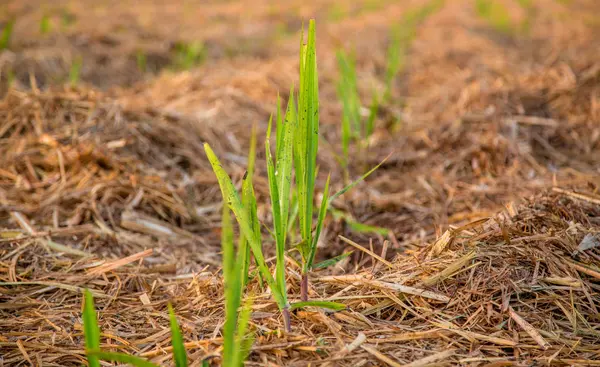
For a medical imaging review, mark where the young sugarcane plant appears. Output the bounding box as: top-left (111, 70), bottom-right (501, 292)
top-left (206, 20), bottom-right (348, 331)
top-left (292, 20), bottom-right (390, 301)
top-left (294, 20), bottom-right (331, 302)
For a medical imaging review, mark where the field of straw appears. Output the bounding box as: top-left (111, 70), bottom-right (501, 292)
top-left (1, 0), bottom-right (599, 366)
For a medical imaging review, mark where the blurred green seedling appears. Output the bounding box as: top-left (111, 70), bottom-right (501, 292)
top-left (0, 19), bottom-right (15, 50)
top-left (40, 14), bottom-right (51, 34)
top-left (172, 41), bottom-right (206, 70)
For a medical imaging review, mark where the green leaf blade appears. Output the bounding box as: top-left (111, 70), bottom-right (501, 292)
top-left (275, 95), bottom-right (284, 160)
top-left (328, 152), bottom-right (392, 205)
top-left (305, 20), bottom-right (319, 244)
top-left (222, 204), bottom-right (240, 367)
top-left (266, 139), bottom-right (287, 304)
top-left (313, 252), bottom-right (353, 270)
top-left (231, 298), bottom-right (255, 367)
top-left (0, 19), bottom-right (15, 50)
top-left (277, 90), bottom-right (296, 239)
top-left (336, 49), bottom-right (357, 164)
top-left (242, 170), bottom-right (261, 249)
top-left (247, 124), bottom-right (257, 180)
top-left (348, 221), bottom-right (389, 235)
top-left (297, 19), bottom-right (320, 262)
top-left (86, 350), bottom-right (160, 367)
top-left (240, 125), bottom-right (258, 289)
top-left (69, 56), bottom-right (82, 86)
top-left (168, 304), bottom-right (188, 367)
top-left (82, 289), bottom-right (101, 367)
top-left (307, 174), bottom-right (330, 270)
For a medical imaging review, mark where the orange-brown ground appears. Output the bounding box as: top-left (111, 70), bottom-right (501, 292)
top-left (1, 0), bottom-right (599, 366)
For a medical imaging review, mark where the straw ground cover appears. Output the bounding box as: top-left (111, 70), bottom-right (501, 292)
top-left (1, 0), bottom-right (600, 365)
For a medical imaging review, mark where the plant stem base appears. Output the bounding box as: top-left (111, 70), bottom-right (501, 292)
top-left (300, 273), bottom-right (309, 302)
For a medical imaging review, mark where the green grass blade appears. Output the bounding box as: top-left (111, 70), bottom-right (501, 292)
top-left (277, 89), bottom-right (295, 240)
top-left (232, 298), bottom-right (254, 367)
top-left (248, 123), bottom-right (257, 179)
top-left (296, 240), bottom-right (310, 263)
top-left (82, 289), bottom-right (101, 367)
top-left (266, 113), bottom-right (273, 140)
top-left (242, 169), bottom-right (261, 256)
top-left (61, 11), bottom-right (76, 28)
top-left (299, 24), bottom-right (306, 90)
top-left (340, 112), bottom-right (351, 166)
top-left (239, 123), bottom-right (257, 289)
top-left (336, 50), bottom-right (360, 137)
top-left (275, 94), bottom-right (284, 160)
top-left (306, 174), bottom-right (330, 270)
top-left (222, 204), bottom-right (240, 367)
top-left (297, 19), bottom-right (319, 255)
top-left (306, 21), bottom-right (319, 237)
top-left (336, 50), bottom-right (355, 165)
top-left (168, 304), bottom-right (188, 367)
top-left (136, 51), bottom-right (147, 72)
top-left (40, 15), bottom-right (51, 34)
top-left (222, 204), bottom-right (235, 276)
top-left (86, 350), bottom-right (160, 367)
top-left (236, 240), bottom-right (251, 292)
top-left (331, 208), bottom-right (390, 235)
top-left (293, 138), bottom-right (307, 244)
top-left (347, 52), bottom-right (361, 135)
top-left (287, 189), bottom-right (299, 238)
top-left (298, 25), bottom-right (309, 243)
top-left (313, 252), bottom-right (353, 270)
top-left (5, 68), bottom-right (15, 88)
top-left (238, 333), bottom-right (255, 367)
top-left (475, 0), bottom-right (492, 17)
top-left (328, 152), bottom-right (391, 205)
top-left (347, 221), bottom-right (390, 235)
top-left (296, 40), bottom-right (309, 246)
top-left (384, 27), bottom-right (404, 103)
top-left (241, 171), bottom-right (261, 288)
top-left (235, 298), bottom-right (253, 346)
top-left (290, 301), bottom-right (346, 311)
top-left (69, 56), bottom-right (82, 86)
top-left (238, 233), bottom-right (250, 289)
top-left (266, 95), bottom-right (291, 298)
top-left (172, 41), bottom-right (206, 70)
top-left (475, 0), bottom-right (512, 33)
top-left (266, 138), bottom-right (287, 304)
top-left (204, 144), bottom-right (285, 309)
top-left (0, 19), bottom-right (14, 50)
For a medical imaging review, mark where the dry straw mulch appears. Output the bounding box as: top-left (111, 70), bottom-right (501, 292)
top-left (1, 176), bottom-right (600, 365)
top-left (0, 86), bottom-right (599, 366)
top-left (1, 0), bottom-right (600, 366)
